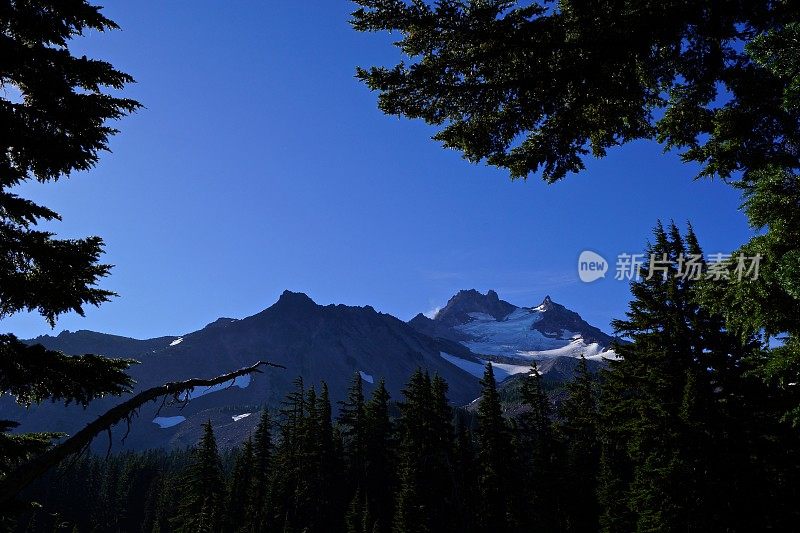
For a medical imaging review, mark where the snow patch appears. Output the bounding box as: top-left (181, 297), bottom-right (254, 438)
top-left (232, 412), bottom-right (252, 422)
top-left (169, 337), bottom-right (183, 346)
top-left (440, 352), bottom-right (486, 379)
top-left (153, 416), bottom-right (186, 428)
top-left (440, 352), bottom-right (533, 382)
top-left (491, 361), bottom-right (537, 379)
top-left (359, 371), bottom-right (374, 384)
top-left (586, 349), bottom-right (619, 361)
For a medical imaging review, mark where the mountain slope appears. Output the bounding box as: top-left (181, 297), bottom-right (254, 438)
top-left (4, 291), bottom-right (481, 450)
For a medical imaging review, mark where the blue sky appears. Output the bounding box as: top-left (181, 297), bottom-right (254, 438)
top-left (5, 1), bottom-right (754, 340)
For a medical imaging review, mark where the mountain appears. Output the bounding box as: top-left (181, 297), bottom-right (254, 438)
top-left (3, 291), bottom-right (481, 450)
top-left (24, 329), bottom-right (180, 358)
top-left (409, 289), bottom-right (618, 381)
top-left (3, 289), bottom-right (617, 451)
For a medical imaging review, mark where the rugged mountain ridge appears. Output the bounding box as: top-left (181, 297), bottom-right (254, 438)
top-left (4, 291), bottom-right (482, 450)
top-left (4, 289), bottom-right (617, 450)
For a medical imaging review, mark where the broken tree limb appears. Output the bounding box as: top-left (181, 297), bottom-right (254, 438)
top-left (0, 360), bottom-right (285, 506)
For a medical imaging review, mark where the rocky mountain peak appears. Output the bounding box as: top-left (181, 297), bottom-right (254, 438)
top-left (433, 289), bottom-right (517, 326)
top-left (274, 290), bottom-right (317, 309)
top-left (529, 296), bottom-right (612, 345)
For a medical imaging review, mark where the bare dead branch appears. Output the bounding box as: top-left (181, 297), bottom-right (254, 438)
top-left (0, 360), bottom-right (284, 505)
top-left (121, 408), bottom-right (140, 445)
top-left (154, 395), bottom-right (168, 418)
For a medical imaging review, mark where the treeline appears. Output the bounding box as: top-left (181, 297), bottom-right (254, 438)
top-left (18, 363), bottom-right (590, 533)
top-left (17, 225), bottom-right (800, 532)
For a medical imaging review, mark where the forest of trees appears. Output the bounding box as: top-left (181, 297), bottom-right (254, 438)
top-left (16, 225), bottom-right (800, 532)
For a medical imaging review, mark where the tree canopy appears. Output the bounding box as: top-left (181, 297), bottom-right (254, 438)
top-left (0, 0), bottom-right (139, 492)
top-left (352, 0), bottom-right (798, 183)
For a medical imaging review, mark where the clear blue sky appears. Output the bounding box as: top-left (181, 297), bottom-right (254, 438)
top-left (5, 1), bottom-right (753, 340)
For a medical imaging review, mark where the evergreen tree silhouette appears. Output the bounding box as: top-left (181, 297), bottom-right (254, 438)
top-left (172, 421), bottom-right (225, 532)
top-left (0, 0), bottom-right (140, 480)
top-left (475, 364), bottom-right (512, 532)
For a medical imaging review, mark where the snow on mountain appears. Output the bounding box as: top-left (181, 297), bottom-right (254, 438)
top-left (412, 290), bottom-right (618, 375)
top-left (153, 416), bottom-right (186, 428)
top-left (454, 308), bottom-right (610, 359)
top-left (440, 352), bottom-right (534, 381)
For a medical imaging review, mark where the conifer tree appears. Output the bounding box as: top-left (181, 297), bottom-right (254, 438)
top-left (317, 382), bottom-right (342, 531)
top-left (520, 362), bottom-right (552, 442)
top-left (300, 386), bottom-right (322, 531)
top-left (226, 439), bottom-right (254, 532)
top-left (393, 369), bottom-right (454, 533)
top-left (392, 369), bottom-right (427, 533)
top-left (427, 374), bottom-right (456, 532)
top-left (431, 375), bottom-right (453, 448)
top-left (596, 222), bottom-right (800, 531)
top-left (363, 379), bottom-right (394, 533)
top-left (517, 361), bottom-right (562, 530)
top-left (475, 364), bottom-right (512, 532)
top-left (0, 0), bottom-right (139, 480)
top-left (453, 417), bottom-right (479, 533)
top-left (269, 378), bottom-right (345, 533)
top-left (558, 356), bottom-right (601, 532)
top-left (339, 372), bottom-right (368, 491)
top-left (247, 408), bottom-right (273, 530)
top-left (172, 421), bottom-right (225, 533)
top-left (598, 222), bottom-right (701, 532)
top-left (270, 377), bottom-right (307, 532)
